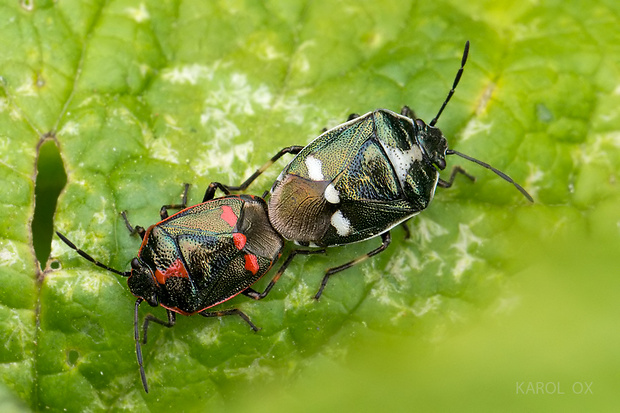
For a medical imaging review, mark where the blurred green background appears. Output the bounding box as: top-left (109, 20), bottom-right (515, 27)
top-left (0, 0), bottom-right (618, 411)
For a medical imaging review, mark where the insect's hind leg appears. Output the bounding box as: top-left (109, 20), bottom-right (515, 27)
top-left (122, 184), bottom-right (190, 240)
top-left (160, 183), bottom-right (190, 219)
top-left (203, 146), bottom-right (304, 201)
top-left (242, 248), bottom-right (326, 301)
top-left (314, 232), bottom-right (392, 300)
top-left (199, 308), bottom-right (260, 332)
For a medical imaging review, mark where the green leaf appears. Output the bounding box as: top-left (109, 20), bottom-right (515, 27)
top-left (1, 0), bottom-right (618, 411)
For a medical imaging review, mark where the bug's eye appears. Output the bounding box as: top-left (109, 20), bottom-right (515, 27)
top-left (147, 293), bottom-right (159, 307)
top-left (131, 258), bottom-right (141, 270)
top-left (415, 119), bottom-right (426, 128)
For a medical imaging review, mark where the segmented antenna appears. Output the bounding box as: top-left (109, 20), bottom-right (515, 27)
top-left (134, 297), bottom-right (149, 393)
top-left (430, 41), bottom-right (470, 127)
top-left (56, 231), bottom-right (130, 277)
top-left (446, 149), bottom-right (533, 202)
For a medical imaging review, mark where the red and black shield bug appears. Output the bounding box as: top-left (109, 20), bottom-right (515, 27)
top-left (56, 188), bottom-right (318, 392)
top-left (208, 42), bottom-right (533, 299)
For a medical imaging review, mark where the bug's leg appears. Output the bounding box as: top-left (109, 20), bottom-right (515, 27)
top-left (141, 309), bottom-right (176, 345)
top-left (121, 184), bottom-right (189, 238)
top-left (160, 183), bottom-right (190, 219)
top-left (437, 166), bottom-right (476, 188)
top-left (199, 308), bottom-right (260, 332)
top-left (121, 211), bottom-right (146, 240)
top-left (400, 105), bottom-right (416, 119)
top-left (400, 222), bottom-right (411, 240)
top-left (243, 248), bottom-right (326, 301)
top-left (134, 299), bottom-right (176, 393)
top-left (314, 232), bottom-right (392, 300)
top-left (203, 146), bottom-right (304, 201)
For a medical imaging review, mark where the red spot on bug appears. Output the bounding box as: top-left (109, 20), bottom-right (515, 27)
top-left (154, 259), bottom-right (189, 285)
top-left (233, 233), bottom-right (247, 250)
top-left (220, 205), bottom-right (238, 227)
top-left (244, 254), bottom-right (259, 275)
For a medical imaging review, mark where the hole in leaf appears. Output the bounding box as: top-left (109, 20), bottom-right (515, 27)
top-left (32, 138), bottom-right (67, 269)
top-left (66, 349), bottom-right (79, 367)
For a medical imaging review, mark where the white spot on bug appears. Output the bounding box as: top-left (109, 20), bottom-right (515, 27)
top-left (330, 210), bottom-right (352, 236)
top-left (126, 3), bottom-right (150, 22)
top-left (381, 143), bottom-right (423, 187)
top-left (324, 183), bottom-right (340, 204)
top-left (305, 156), bottom-right (324, 181)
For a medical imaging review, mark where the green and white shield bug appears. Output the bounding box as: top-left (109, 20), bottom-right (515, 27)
top-left (208, 41), bottom-right (533, 299)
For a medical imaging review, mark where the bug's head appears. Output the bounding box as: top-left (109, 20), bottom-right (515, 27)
top-left (414, 118), bottom-right (448, 170)
top-left (127, 258), bottom-right (160, 307)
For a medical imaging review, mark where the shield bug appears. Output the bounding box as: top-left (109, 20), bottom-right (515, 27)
top-left (56, 188), bottom-right (318, 392)
top-left (209, 41), bottom-right (533, 299)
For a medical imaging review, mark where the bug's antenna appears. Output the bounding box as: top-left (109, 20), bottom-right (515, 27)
top-left (446, 149), bottom-right (533, 202)
top-left (430, 41), bottom-right (470, 127)
top-left (134, 298), bottom-right (149, 393)
top-left (56, 231), bottom-right (130, 277)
